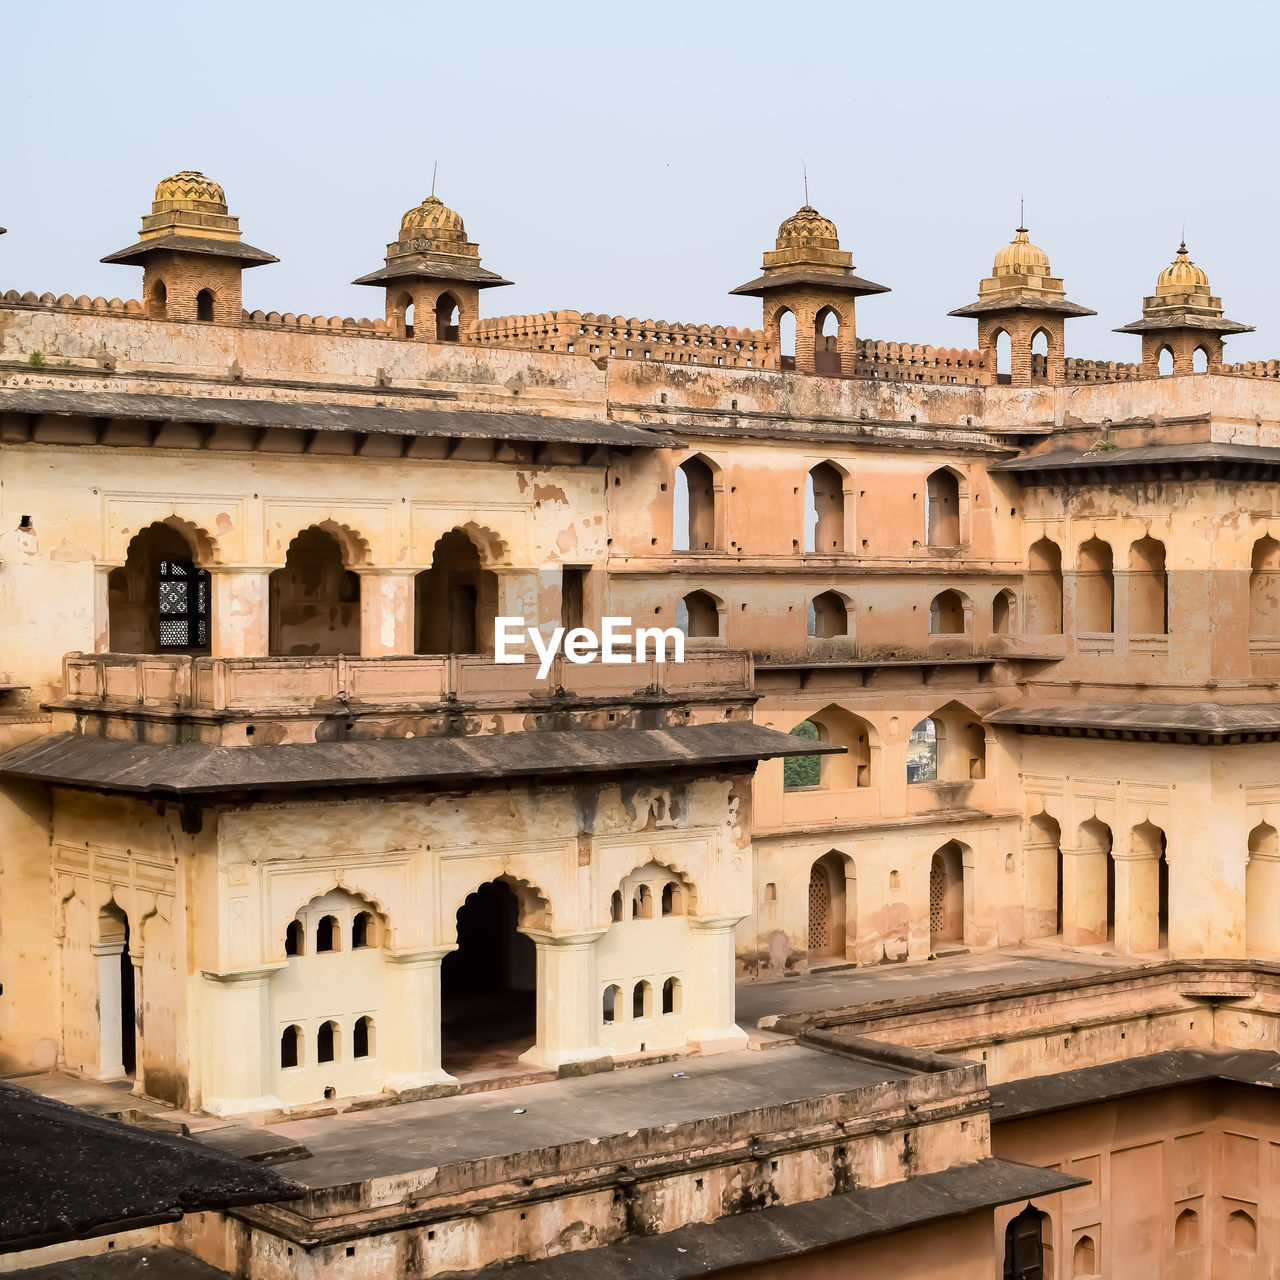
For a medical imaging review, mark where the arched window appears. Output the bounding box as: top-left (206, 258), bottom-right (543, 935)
top-left (1247, 821), bottom-right (1280, 957)
top-left (315, 915), bottom-right (339, 953)
top-left (1250, 536), bottom-right (1280, 635)
top-left (994, 329), bottom-right (1012, 383)
top-left (435, 291), bottom-right (460, 342)
top-left (674, 456), bottom-right (717, 552)
top-left (929, 589), bottom-right (967, 635)
top-left (778, 308), bottom-right (796, 369)
top-left (1226, 1209), bottom-right (1257, 1252)
top-left (661, 882), bottom-right (682, 916)
top-left (805, 463), bottom-right (846, 552)
top-left (926, 469), bottom-right (961, 547)
top-left (397, 292), bottom-right (415, 337)
top-left (1174, 1207), bottom-right (1200, 1251)
top-left (1072, 1234), bottom-right (1096, 1275)
top-left (280, 1025), bottom-right (302, 1069)
top-left (317, 1020), bottom-right (338, 1064)
top-left (353, 1015), bottom-right (374, 1059)
top-left (1128, 537), bottom-right (1168, 634)
top-left (1076, 538), bottom-right (1115, 633)
top-left (415, 528), bottom-right (498, 656)
top-left (993, 589), bottom-right (1016, 635)
top-left (632, 980), bottom-right (651, 1019)
top-left (662, 976), bottom-right (682, 1014)
top-left (1030, 329), bottom-right (1050, 384)
top-left (196, 289), bottom-right (215, 323)
top-left (602, 984), bottom-right (620, 1024)
top-left (108, 522), bottom-right (212, 655)
top-left (284, 920), bottom-right (304, 957)
top-left (808, 591), bottom-right (849, 638)
top-left (270, 526), bottom-right (361, 657)
top-left (1027, 538), bottom-right (1064, 634)
top-left (1192, 346), bottom-right (1209, 373)
top-left (676, 590), bottom-right (719, 638)
top-left (632, 884), bottom-right (653, 919)
top-left (610, 890), bottom-right (623, 923)
top-left (1003, 1205), bottom-right (1048, 1280)
top-left (783, 719), bottom-right (823, 790)
top-left (351, 911), bottom-right (375, 949)
top-left (907, 717), bottom-right (939, 783)
top-left (1158, 346), bottom-right (1174, 376)
top-left (814, 307), bottom-right (841, 375)
top-left (149, 278), bottom-right (168, 320)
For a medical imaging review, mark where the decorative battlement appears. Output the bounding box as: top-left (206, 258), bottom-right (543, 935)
top-left (853, 340), bottom-right (987, 385)
top-left (1062, 356), bottom-right (1143, 383)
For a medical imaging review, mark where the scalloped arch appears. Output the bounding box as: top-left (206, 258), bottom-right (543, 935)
top-left (447, 872), bottom-right (553, 938)
top-left (125, 515), bottom-right (221, 566)
top-left (284, 519), bottom-right (372, 567)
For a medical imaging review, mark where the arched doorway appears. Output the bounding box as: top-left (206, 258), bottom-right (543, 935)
top-left (814, 307), bottom-right (841, 375)
top-left (108, 523), bottom-right (211, 654)
top-left (435, 292), bottom-right (460, 342)
top-left (929, 842), bottom-right (964, 948)
top-left (807, 852), bottom-right (852, 962)
top-left (98, 904), bottom-right (136, 1078)
top-left (440, 881), bottom-right (537, 1075)
top-left (415, 529), bottom-right (498, 654)
top-left (1003, 1205), bottom-right (1049, 1280)
top-left (269, 526), bottom-right (361, 656)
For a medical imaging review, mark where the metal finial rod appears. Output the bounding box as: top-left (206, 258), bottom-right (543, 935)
top-left (803, 163), bottom-right (808, 206)
top-left (1019, 196), bottom-right (1024, 228)
top-left (431, 161), bottom-right (438, 199)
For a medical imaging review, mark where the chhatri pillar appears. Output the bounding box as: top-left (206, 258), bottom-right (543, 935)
top-left (730, 205), bottom-right (888, 376)
top-left (1114, 242), bottom-right (1253, 375)
top-left (950, 225), bottom-right (1095, 387)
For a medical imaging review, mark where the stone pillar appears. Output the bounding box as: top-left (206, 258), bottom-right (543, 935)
top-left (384, 947), bottom-right (456, 1091)
top-left (1113, 854), bottom-right (1159, 955)
top-left (686, 916), bottom-right (749, 1055)
top-left (91, 940), bottom-right (127, 1080)
top-left (210, 568), bottom-right (271, 658)
top-left (199, 967), bottom-right (281, 1115)
top-left (129, 952), bottom-right (146, 1097)
top-left (1246, 852), bottom-right (1280, 958)
top-left (359, 569), bottom-right (416, 657)
top-left (519, 929), bottom-right (611, 1073)
top-left (94, 565), bottom-right (112, 653)
top-left (1061, 847), bottom-right (1109, 947)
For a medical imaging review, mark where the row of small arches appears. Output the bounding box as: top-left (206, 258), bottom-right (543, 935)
top-left (602, 977), bottom-right (681, 1023)
top-left (279, 1016), bottom-right (375, 1068)
top-left (284, 910), bottom-right (379, 956)
top-left (610, 881), bottom-right (687, 921)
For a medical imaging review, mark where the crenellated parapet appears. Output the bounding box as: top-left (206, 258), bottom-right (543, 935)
top-left (853, 339), bottom-right (987, 385)
top-left (1062, 356), bottom-right (1143, 383)
top-left (1221, 359), bottom-right (1280, 380)
top-left (474, 310), bottom-right (774, 367)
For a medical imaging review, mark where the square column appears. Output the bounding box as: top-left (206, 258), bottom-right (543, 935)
top-left (1061, 848), bottom-right (1108, 947)
top-left (199, 967), bottom-right (282, 1115)
top-left (686, 916), bottom-right (749, 1055)
top-left (360, 569), bottom-right (417, 657)
top-left (1113, 855), bottom-right (1159, 954)
top-left (384, 948), bottom-right (456, 1091)
top-left (519, 929), bottom-right (611, 1073)
top-left (210, 568), bottom-right (271, 658)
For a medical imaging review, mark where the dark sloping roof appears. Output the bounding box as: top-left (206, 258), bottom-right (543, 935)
top-left (991, 1049), bottom-right (1280, 1122)
top-left (985, 700), bottom-right (1280, 740)
top-left (493, 1159), bottom-right (1082, 1280)
top-left (0, 724), bottom-right (841, 798)
top-left (1114, 314), bottom-right (1253, 334)
top-left (101, 236), bottom-right (278, 267)
top-left (5, 1245), bottom-right (233, 1279)
top-left (948, 293), bottom-right (1096, 318)
top-left (989, 441), bottom-right (1280, 475)
top-left (0, 387), bottom-right (668, 449)
top-left (352, 258), bottom-right (512, 288)
top-left (729, 268), bottom-right (890, 298)
top-left (0, 1082), bottom-right (298, 1253)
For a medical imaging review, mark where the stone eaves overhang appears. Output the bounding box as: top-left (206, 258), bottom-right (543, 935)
top-left (351, 258), bottom-right (513, 288)
top-left (0, 723), bottom-right (842, 800)
top-left (990, 1048), bottom-right (1280, 1123)
top-left (491, 1157), bottom-right (1082, 1280)
top-left (985, 701), bottom-right (1280, 745)
top-left (729, 267), bottom-right (891, 298)
top-left (988, 440), bottom-right (1280, 486)
top-left (0, 387), bottom-right (670, 452)
top-left (947, 293), bottom-right (1096, 318)
top-left (1113, 314), bottom-right (1254, 335)
top-left (0, 1081), bottom-right (299, 1254)
top-left (100, 234), bottom-right (279, 268)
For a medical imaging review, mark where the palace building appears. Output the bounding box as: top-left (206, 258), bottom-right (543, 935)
top-left (2, 173), bottom-right (1280, 1279)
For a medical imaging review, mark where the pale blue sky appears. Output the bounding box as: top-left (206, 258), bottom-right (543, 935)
top-left (6, 0), bottom-right (1279, 362)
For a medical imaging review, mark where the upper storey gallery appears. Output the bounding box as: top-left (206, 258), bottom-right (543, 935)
top-left (1, 170), bottom-right (1274, 392)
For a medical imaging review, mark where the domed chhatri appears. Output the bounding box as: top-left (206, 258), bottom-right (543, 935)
top-left (1156, 242), bottom-right (1210, 295)
top-left (399, 194), bottom-right (468, 245)
top-left (993, 226), bottom-right (1051, 279)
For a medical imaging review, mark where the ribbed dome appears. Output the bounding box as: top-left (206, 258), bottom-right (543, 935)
top-left (776, 205), bottom-right (840, 250)
top-left (400, 194), bottom-right (467, 244)
top-left (993, 226), bottom-right (1050, 277)
top-left (152, 171), bottom-right (227, 215)
top-left (1157, 242), bottom-right (1209, 292)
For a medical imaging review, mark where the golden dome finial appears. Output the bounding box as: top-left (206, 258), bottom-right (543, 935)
top-left (993, 225), bottom-right (1051, 277)
top-left (1157, 240), bottom-right (1209, 294)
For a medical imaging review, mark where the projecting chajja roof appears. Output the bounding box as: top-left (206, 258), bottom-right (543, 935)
top-left (354, 189), bottom-right (513, 290)
top-left (101, 169), bottom-right (278, 268)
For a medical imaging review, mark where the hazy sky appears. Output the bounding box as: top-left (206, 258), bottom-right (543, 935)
top-left (6, 1), bottom-right (1279, 363)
